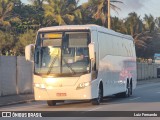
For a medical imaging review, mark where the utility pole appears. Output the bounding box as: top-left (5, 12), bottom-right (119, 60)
top-left (108, 0), bottom-right (111, 29)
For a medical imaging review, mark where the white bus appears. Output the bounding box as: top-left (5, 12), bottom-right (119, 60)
top-left (25, 25), bottom-right (137, 106)
top-left (154, 53), bottom-right (160, 64)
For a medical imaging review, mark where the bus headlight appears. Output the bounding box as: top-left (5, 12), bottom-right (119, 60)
top-left (76, 82), bottom-right (90, 90)
top-left (34, 83), bottom-right (46, 89)
top-left (34, 83), bottom-right (40, 88)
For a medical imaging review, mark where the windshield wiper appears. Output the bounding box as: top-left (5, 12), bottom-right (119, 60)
top-left (46, 55), bottom-right (76, 75)
top-left (47, 54), bottom-right (59, 75)
top-left (62, 58), bottom-right (76, 74)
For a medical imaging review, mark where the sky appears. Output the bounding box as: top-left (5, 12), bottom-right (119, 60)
top-left (111, 0), bottom-right (160, 19)
top-left (22, 0), bottom-right (160, 19)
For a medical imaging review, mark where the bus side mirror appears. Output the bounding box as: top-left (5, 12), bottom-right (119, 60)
top-left (88, 43), bottom-right (95, 60)
top-left (25, 44), bottom-right (35, 62)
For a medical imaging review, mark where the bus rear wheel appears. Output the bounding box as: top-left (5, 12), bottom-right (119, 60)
top-left (116, 81), bottom-right (132, 98)
top-left (47, 100), bottom-right (56, 106)
top-left (121, 82), bottom-right (132, 97)
top-left (91, 86), bottom-right (103, 105)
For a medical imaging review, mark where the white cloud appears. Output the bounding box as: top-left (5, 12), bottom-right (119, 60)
top-left (121, 0), bottom-right (147, 10)
top-left (111, 0), bottom-right (160, 18)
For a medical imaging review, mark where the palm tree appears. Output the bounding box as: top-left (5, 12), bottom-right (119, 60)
top-left (125, 12), bottom-right (143, 36)
top-left (155, 17), bottom-right (160, 32)
top-left (143, 14), bottom-right (155, 33)
top-left (29, 0), bottom-right (45, 9)
top-left (82, 0), bottom-right (123, 27)
top-left (0, 0), bottom-right (14, 27)
top-left (111, 17), bottom-right (127, 33)
top-left (44, 0), bottom-right (82, 25)
top-left (124, 12), bottom-right (152, 49)
top-left (133, 31), bottom-right (152, 48)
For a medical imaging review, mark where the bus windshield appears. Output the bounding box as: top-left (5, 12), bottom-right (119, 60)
top-left (34, 31), bottom-right (90, 76)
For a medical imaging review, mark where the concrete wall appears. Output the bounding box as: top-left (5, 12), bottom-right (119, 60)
top-left (137, 62), bottom-right (160, 80)
top-left (0, 56), bottom-right (33, 96)
top-left (17, 56), bottom-right (33, 94)
top-left (0, 56), bottom-right (17, 96)
top-left (137, 63), bottom-right (142, 80)
top-left (0, 56), bottom-right (160, 96)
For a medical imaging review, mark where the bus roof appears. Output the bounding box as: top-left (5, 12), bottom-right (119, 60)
top-left (38, 24), bottom-right (133, 40)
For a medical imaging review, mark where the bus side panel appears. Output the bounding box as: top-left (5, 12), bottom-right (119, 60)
top-left (97, 31), bottom-right (137, 97)
top-left (97, 32), bottom-right (112, 96)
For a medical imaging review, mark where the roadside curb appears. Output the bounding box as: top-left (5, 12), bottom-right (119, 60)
top-left (137, 79), bottom-right (160, 85)
top-left (0, 94), bottom-right (34, 107)
top-left (0, 99), bottom-right (35, 107)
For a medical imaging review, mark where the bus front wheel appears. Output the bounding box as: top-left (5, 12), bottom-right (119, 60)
top-left (91, 85), bottom-right (103, 105)
top-left (47, 100), bottom-right (56, 106)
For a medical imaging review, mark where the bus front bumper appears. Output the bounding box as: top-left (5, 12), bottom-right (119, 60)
top-left (34, 85), bottom-right (94, 100)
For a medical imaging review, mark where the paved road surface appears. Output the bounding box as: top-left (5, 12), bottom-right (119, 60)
top-left (0, 81), bottom-right (160, 120)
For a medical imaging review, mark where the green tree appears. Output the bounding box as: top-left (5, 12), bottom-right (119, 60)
top-left (111, 17), bottom-right (127, 33)
top-left (15, 30), bottom-right (36, 55)
top-left (125, 12), bottom-right (143, 36)
top-left (29, 0), bottom-right (45, 9)
top-left (155, 17), bottom-right (160, 32)
top-left (0, 30), bottom-right (15, 55)
top-left (143, 14), bottom-right (155, 33)
top-left (0, 0), bottom-right (14, 28)
top-left (124, 12), bottom-right (151, 49)
top-left (81, 0), bottom-right (122, 26)
top-left (139, 15), bottom-right (160, 58)
top-left (28, 0), bottom-right (46, 27)
top-left (44, 0), bottom-right (82, 25)
top-left (12, 4), bottom-right (42, 33)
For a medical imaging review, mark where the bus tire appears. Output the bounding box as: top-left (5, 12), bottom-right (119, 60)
top-left (122, 81), bottom-right (131, 97)
top-left (130, 80), bottom-right (133, 95)
top-left (47, 100), bottom-right (56, 106)
top-left (117, 81), bottom-right (132, 98)
top-left (91, 85), bottom-right (103, 105)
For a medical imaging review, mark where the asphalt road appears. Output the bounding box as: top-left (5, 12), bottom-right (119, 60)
top-left (0, 80), bottom-right (160, 120)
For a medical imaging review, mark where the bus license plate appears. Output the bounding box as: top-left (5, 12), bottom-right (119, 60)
top-left (56, 93), bottom-right (67, 96)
